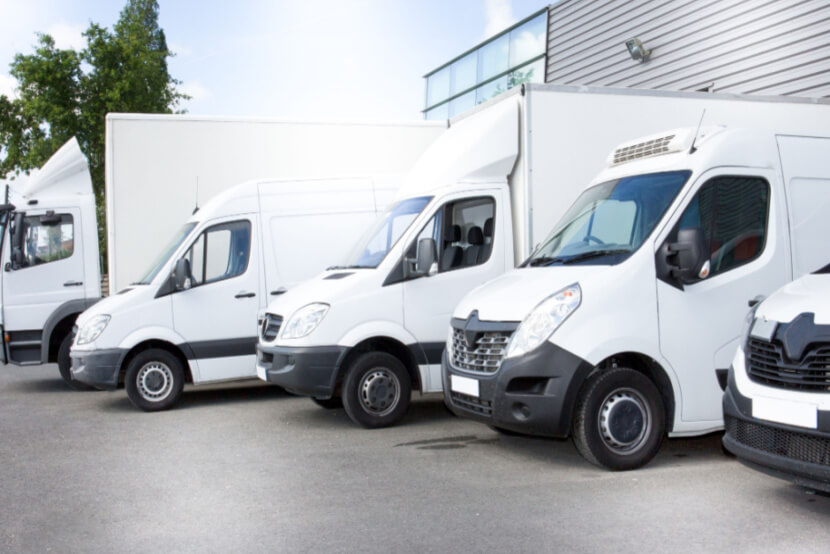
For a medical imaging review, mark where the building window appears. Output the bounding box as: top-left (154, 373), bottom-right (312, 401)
top-left (423, 9), bottom-right (548, 120)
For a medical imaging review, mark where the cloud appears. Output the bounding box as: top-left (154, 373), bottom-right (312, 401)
top-left (180, 80), bottom-right (210, 102)
top-left (168, 42), bottom-right (192, 57)
top-left (483, 0), bottom-right (515, 39)
top-left (46, 22), bottom-right (86, 51)
top-left (0, 73), bottom-right (17, 99)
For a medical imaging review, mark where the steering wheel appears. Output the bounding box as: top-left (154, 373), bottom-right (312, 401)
top-left (584, 235), bottom-right (606, 245)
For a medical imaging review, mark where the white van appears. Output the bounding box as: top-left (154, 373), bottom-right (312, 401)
top-left (0, 138), bottom-right (101, 389)
top-left (443, 126), bottom-right (830, 470)
top-left (723, 268), bottom-right (830, 491)
top-left (70, 177), bottom-right (395, 411)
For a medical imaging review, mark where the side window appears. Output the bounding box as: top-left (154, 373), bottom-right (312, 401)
top-left (410, 196), bottom-right (495, 274)
top-left (184, 220), bottom-right (251, 286)
top-left (17, 214), bottom-right (74, 268)
top-left (676, 176), bottom-right (769, 277)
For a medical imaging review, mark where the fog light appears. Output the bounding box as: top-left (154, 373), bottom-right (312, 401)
top-left (512, 403), bottom-right (531, 420)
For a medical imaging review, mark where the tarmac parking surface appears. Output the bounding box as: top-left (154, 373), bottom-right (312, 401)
top-left (2, 363), bottom-right (830, 553)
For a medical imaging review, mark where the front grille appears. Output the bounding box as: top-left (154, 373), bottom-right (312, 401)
top-left (450, 391), bottom-right (493, 416)
top-left (260, 314), bottom-right (283, 342)
top-left (746, 337), bottom-right (830, 392)
top-left (726, 415), bottom-right (830, 466)
top-left (450, 328), bottom-right (511, 374)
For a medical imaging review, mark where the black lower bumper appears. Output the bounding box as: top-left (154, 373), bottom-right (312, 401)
top-left (70, 348), bottom-right (126, 390)
top-left (257, 343), bottom-right (347, 398)
top-left (723, 369), bottom-right (830, 492)
top-left (442, 341), bottom-right (593, 438)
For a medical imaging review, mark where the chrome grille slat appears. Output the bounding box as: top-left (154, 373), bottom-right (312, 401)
top-left (449, 327), bottom-right (512, 374)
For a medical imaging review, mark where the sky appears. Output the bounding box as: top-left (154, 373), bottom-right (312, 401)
top-left (0, 0), bottom-right (552, 121)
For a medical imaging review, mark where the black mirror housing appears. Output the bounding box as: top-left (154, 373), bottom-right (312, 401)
top-left (669, 227), bottom-right (709, 284)
top-left (416, 238), bottom-right (437, 276)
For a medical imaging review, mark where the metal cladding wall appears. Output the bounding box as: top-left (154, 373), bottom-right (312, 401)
top-left (545, 0), bottom-right (830, 97)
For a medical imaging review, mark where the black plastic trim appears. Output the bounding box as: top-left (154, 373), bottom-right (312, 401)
top-left (181, 337), bottom-right (258, 360)
top-left (70, 348), bottom-right (128, 390)
top-left (257, 343), bottom-right (348, 397)
top-left (408, 342), bottom-right (445, 365)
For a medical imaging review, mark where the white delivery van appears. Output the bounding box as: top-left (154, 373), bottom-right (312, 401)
top-left (256, 84), bottom-right (830, 430)
top-left (70, 176), bottom-right (396, 411)
top-left (723, 266), bottom-right (830, 491)
top-left (443, 125), bottom-right (830, 470)
top-left (0, 138), bottom-right (101, 389)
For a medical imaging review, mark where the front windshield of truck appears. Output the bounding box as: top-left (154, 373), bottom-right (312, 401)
top-left (338, 196), bottom-right (432, 269)
top-left (526, 171), bottom-right (692, 266)
top-left (135, 222), bottom-right (197, 284)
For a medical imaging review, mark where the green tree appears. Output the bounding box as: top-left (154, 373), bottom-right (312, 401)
top-left (0, 0), bottom-right (188, 270)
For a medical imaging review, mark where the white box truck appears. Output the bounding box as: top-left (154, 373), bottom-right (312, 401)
top-left (255, 83), bottom-right (830, 431)
top-left (444, 124), bottom-right (830, 470)
top-left (105, 114), bottom-right (445, 292)
top-left (70, 176), bottom-right (397, 411)
top-left (0, 138), bottom-right (101, 389)
top-left (723, 244), bottom-right (830, 490)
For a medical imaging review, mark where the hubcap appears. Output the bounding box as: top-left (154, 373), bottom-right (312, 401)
top-left (136, 362), bottom-right (174, 402)
top-left (598, 388), bottom-right (651, 455)
top-left (358, 368), bottom-right (400, 417)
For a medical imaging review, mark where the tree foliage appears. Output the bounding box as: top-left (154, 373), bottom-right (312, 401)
top-left (0, 0), bottom-right (188, 269)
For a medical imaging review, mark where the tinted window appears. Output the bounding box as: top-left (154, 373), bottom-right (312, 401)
top-left (677, 176), bottom-right (769, 276)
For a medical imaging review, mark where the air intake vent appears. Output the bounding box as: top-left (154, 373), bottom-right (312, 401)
top-left (611, 134), bottom-right (675, 165)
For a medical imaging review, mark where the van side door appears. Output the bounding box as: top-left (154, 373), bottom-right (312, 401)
top-left (655, 169), bottom-right (789, 426)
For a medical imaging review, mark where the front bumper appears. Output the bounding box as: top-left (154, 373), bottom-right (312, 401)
top-left (70, 348), bottom-right (126, 390)
top-left (442, 341), bottom-right (594, 437)
top-left (256, 343), bottom-right (348, 398)
top-left (723, 369), bottom-right (830, 492)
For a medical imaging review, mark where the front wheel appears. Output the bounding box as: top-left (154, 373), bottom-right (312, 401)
top-left (57, 333), bottom-right (93, 391)
top-left (125, 349), bottom-right (185, 412)
top-left (572, 368), bottom-right (665, 471)
top-left (341, 352), bottom-right (411, 428)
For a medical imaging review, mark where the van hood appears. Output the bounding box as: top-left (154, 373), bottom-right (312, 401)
top-left (756, 273), bottom-right (830, 325)
top-left (265, 268), bottom-right (379, 318)
top-left (75, 285), bottom-right (151, 326)
top-left (453, 265), bottom-right (606, 323)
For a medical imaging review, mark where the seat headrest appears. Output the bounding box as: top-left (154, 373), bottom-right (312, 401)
top-left (467, 226), bottom-right (483, 246)
top-left (483, 217), bottom-right (494, 238)
top-left (446, 224), bottom-right (461, 242)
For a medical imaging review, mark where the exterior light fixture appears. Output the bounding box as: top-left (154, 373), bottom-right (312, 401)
top-left (626, 38), bottom-right (651, 62)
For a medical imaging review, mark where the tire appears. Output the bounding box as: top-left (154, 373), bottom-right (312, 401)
top-left (341, 352), bottom-right (411, 428)
top-left (311, 396), bottom-right (343, 409)
top-left (57, 332), bottom-right (93, 391)
top-left (124, 349), bottom-right (185, 412)
top-left (572, 368), bottom-right (665, 471)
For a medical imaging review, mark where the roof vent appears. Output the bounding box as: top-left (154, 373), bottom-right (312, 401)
top-left (610, 133), bottom-right (678, 166)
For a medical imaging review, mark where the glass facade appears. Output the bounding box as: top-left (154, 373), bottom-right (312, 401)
top-left (424, 9), bottom-right (548, 120)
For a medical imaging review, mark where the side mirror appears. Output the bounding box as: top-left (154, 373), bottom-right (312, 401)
top-left (404, 238), bottom-right (437, 279)
top-left (0, 203), bottom-right (16, 213)
top-left (173, 258), bottom-right (192, 290)
top-left (667, 227), bottom-right (710, 284)
top-left (10, 212), bottom-right (25, 270)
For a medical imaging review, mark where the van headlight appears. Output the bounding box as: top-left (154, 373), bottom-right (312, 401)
top-left (76, 315), bottom-right (111, 345)
top-left (505, 284), bottom-right (581, 359)
top-left (281, 303), bottom-right (330, 339)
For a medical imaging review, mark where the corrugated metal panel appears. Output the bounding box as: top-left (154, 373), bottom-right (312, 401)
top-left (545, 0), bottom-right (830, 98)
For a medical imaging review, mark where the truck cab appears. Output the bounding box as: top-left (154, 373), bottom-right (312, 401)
top-left (443, 126), bottom-right (830, 470)
top-left (0, 138), bottom-right (101, 388)
top-left (70, 177), bottom-right (394, 411)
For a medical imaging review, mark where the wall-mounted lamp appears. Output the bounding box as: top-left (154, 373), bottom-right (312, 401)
top-left (625, 38), bottom-right (651, 63)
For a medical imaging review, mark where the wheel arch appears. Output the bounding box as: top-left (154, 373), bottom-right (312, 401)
top-left (119, 340), bottom-right (193, 385)
top-left (335, 336), bottom-right (421, 395)
top-left (41, 298), bottom-right (98, 363)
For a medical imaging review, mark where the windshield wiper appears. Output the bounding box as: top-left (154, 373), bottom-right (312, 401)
top-left (327, 264), bottom-right (372, 270)
top-left (529, 249), bottom-right (632, 266)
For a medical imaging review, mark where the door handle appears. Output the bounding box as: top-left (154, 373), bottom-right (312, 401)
top-left (270, 287), bottom-right (288, 296)
top-left (63, 281), bottom-right (83, 287)
top-left (235, 291), bottom-right (256, 299)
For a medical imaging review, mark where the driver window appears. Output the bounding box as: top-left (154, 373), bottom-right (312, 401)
top-left (15, 214), bottom-right (74, 268)
top-left (676, 176), bottom-right (769, 277)
top-left (184, 220), bottom-right (251, 286)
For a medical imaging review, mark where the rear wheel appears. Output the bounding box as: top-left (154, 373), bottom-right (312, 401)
top-left (312, 396), bottom-right (343, 409)
top-left (342, 352), bottom-right (411, 428)
top-left (57, 333), bottom-right (92, 391)
top-left (572, 368), bottom-right (665, 471)
top-left (125, 349), bottom-right (185, 412)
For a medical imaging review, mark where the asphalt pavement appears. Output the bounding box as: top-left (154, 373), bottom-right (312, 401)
top-left (2, 363), bottom-right (829, 553)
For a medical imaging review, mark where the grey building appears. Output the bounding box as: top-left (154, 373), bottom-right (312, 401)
top-left (424, 0), bottom-right (830, 119)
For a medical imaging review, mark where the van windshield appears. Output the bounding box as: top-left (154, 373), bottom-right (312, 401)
top-left (134, 222), bottom-right (197, 284)
top-left (337, 196), bottom-right (432, 269)
top-left (526, 171), bottom-right (691, 267)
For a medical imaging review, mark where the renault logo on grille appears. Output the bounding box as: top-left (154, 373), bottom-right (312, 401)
top-left (464, 310), bottom-right (482, 350)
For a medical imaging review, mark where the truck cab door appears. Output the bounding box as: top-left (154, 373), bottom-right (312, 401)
top-left (170, 216), bottom-right (261, 383)
top-left (655, 169), bottom-right (788, 426)
top-left (2, 208), bottom-right (84, 364)
top-left (402, 189), bottom-right (509, 392)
